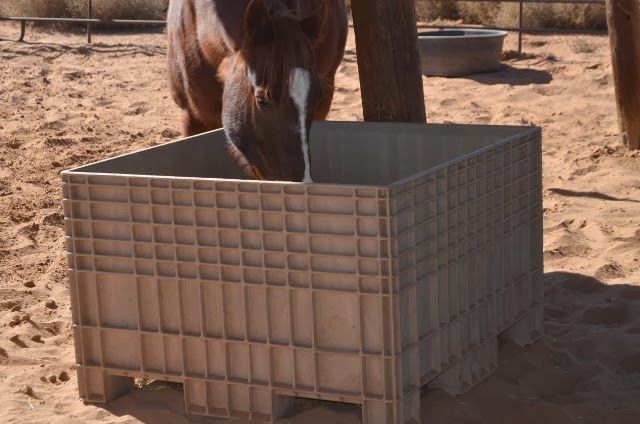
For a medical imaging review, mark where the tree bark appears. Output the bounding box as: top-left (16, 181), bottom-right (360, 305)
top-left (606, 0), bottom-right (640, 150)
top-left (350, 0), bottom-right (426, 123)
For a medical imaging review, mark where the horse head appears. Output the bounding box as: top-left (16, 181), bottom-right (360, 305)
top-left (221, 0), bottom-right (328, 182)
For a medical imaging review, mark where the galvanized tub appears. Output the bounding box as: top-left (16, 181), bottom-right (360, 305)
top-left (418, 29), bottom-right (507, 77)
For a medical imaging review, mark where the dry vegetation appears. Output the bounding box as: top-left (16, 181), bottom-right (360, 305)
top-left (0, 0), bottom-right (607, 30)
top-left (0, 0), bottom-right (168, 21)
top-left (1, 0), bottom-right (606, 30)
top-left (350, 0), bottom-right (607, 30)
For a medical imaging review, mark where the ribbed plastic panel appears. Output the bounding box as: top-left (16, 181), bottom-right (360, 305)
top-left (62, 121), bottom-right (543, 423)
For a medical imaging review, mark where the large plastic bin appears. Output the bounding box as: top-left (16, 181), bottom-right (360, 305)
top-left (62, 121), bottom-right (543, 423)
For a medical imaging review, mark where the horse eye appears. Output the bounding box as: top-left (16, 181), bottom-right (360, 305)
top-left (256, 95), bottom-right (272, 109)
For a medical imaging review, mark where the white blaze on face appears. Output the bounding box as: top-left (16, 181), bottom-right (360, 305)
top-left (289, 67), bottom-right (313, 183)
top-left (247, 67), bottom-right (258, 87)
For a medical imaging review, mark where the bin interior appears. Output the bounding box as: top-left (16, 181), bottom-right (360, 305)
top-left (73, 121), bottom-right (535, 186)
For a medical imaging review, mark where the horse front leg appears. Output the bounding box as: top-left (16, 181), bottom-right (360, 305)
top-left (182, 110), bottom-right (221, 136)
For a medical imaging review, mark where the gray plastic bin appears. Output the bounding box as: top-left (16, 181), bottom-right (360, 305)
top-left (63, 121), bottom-right (543, 423)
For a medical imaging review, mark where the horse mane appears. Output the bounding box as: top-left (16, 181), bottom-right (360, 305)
top-left (240, 0), bottom-right (326, 102)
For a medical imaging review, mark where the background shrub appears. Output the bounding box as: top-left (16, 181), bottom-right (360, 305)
top-left (1, 0), bottom-right (605, 31)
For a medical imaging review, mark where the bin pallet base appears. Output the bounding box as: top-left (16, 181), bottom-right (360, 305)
top-left (77, 307), bottom-right (541, 423)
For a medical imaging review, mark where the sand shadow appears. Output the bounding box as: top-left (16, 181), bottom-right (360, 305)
top-left (548, 187), bottom-right (640, 203)
top-left (0, 39), bottom-right (165, 61)
top-left (103, 382), bottom-right (361, 423)
top-left (465, 64), bottom-right (553, 86)
top-left (423, 271), bottom-right (640, 423)
top-left (102, 381), bottom-right (214, 424)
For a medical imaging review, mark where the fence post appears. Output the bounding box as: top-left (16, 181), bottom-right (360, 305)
top-left (350, 0), bottom-right (426, 123)
top-left (518, 0), bottom-right (523, 54)
top-left (606, 0), bottom-right (640, 150)
top-left (19, 19), bottom-right (26, 42)
top-left (87, 0), bottom-right (92, 44)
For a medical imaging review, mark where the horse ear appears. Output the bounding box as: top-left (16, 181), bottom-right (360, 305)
top-left (244, 0), bottom-right (274, 46)
top-left (300, 0), bottom-right (328, 43)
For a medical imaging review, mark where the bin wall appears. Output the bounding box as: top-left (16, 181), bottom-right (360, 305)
top-left (389, 128), bottom-right (543, 391)
top-left (64, 177), bottom-right (403, 421)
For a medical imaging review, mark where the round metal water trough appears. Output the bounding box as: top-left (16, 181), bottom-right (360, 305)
top-left (418, 29), bottom-right (507, 77)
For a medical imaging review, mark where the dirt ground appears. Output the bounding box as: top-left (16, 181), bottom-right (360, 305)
top-left (1, 22), bottom-right (639, 423)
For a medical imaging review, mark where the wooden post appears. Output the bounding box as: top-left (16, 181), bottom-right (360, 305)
top-left (606, 0), bottom-right (640, 150)
top-left (518, 0), bottom-right (523, 55)
top-left (87, 0), bottom-right (93, 44)
top-left (350, 0), bottom-right (426, 123)
top-left (19, 20), bottom-right (26, 42)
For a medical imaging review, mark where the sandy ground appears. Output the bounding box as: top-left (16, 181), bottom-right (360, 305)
top-left (1, 22), bottom-right (639, 424)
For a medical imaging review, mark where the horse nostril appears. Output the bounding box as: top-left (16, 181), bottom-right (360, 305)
top-left (256, 96), bottom-right (272, 109)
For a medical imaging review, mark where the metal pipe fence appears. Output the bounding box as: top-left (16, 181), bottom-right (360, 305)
top-left (0, 0), bottom-right (609, 54)
top-left (437, 0), bottom-right (608, 54)
top-left (0, 0), bottom-right (166, 44)
top-left (0, 16), bottom-right (166, 43)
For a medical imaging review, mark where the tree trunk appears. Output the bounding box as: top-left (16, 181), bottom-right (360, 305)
top-left (606, 0), bottom-right (640, 150)
top-left (350, 0), bottom-right (426, 123)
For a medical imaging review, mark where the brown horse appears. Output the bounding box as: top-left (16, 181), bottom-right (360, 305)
top-left (167, 0), bottom-right (348, 182)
